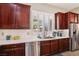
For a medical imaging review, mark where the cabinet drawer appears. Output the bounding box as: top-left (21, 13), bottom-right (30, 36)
top-left (40, 41), bottom-right (51, 46)
top-left (2, 43), bottom-right (25, 49)
top-left (0, 43), bottom-right (25, 56)
top-left (5, 47), bottom-right (25, 56)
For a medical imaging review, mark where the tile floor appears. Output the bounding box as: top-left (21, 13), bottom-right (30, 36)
top-left (62, 50), bottom-right (79, 56)
top-left (53, 50), bottom-right (79, 56)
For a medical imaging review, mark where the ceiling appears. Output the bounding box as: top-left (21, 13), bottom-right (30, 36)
top-left (48, 3), bottom-right (79, 11)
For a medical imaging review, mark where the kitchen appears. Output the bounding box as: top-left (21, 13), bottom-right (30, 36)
top-left (0, 3), bottom-right (79, 56)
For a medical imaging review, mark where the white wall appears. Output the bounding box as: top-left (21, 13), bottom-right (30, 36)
top-left (29, 3), bottom-right (65, 13)
top-left (23, 3), bottom-right (65, 13)
top-left (70, 7), bottom-right (79, 14)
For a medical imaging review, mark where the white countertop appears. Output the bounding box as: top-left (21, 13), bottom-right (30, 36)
top-left (0, 36), bottom-right (69, 45)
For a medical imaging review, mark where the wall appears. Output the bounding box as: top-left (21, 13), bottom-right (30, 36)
top-left (70, 7), bottom-right (79, 14)
top-left (29, 3), bottom-right (65, 13)
top-left (23, 3), bottom-right (65, 13)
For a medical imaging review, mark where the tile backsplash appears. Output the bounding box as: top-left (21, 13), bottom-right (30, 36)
top-left (0, 29), bottom-right (69, 41)
top-left (45, 29), bottom-right (69, 38)
top-left (0, 29), bottom-right (32, 41)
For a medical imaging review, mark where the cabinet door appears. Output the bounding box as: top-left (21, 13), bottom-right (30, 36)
top-left (69, 13), bottom-right (75, 23)
top-left (0, 43), bottom-right (25, 56)
top-left (58, 39), bottom-right (64, 52)
top-left (0, 46), bottom-right (7, 56)
top-left (0, 3), bottom-right (30, 29)
top-left (15, 4), bottom-right (30, 29)
top-left (58, 39), bottom-right (69, 52)
top-left (55, 12), bottom-right (66, 29)
top-left (66, 12), bottom-right (78, 25)
top-left (0, 3), bottom-right (15, 29)
top-left (59, 13), bottom-right (64, 29)
top-left (50, 40), bottom-right (58, 55)
top-left (62, 14), bottom-right (68, 29)
top-left (40, 41), bottom-right (51, 56)
top-left (63, 39), bottom-right (69, 51)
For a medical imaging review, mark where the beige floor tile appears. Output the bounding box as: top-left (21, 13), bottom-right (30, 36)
top-left (62, 50), bottom-right (79, 56)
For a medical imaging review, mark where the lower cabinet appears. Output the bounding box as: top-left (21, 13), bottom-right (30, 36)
top-left (58, 39), bottom-right (64, 52)
top-left (0, 43), bottom-right (25, 56)
top-left (58, 39), bottom-right (69, 52)
top-left (50, 40), bottom-right (58, 55)
top-left (0, 39), bottom-right (69, 56)
top-left (62, 39), bottom-right (69, 51)
top-left (40, 38), bottom-right (69, 56)
top-left (40, 41), bottom-right (51, 56)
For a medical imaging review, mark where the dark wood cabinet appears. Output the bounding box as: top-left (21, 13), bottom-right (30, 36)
top-left (40, 41), bottom-right (51, 56)
top-left (65, 12), bottom-right (78, 28)
top-left (0, 4), bottom-right (15, 28)
top-left (63, 39), bottom-right (69, 51)
top-left (65, 12), bottom-right (78, 23)
top-left (0, 3), bottom-right (30, 29)
top-left (40, 39), bottom-right (69, 56)
top-left (50, 40), bottom-right (58, 55)
top-left (55, 12), bottom-right (78, 29)
top-left (58, 39), bottom-right (69, 52)
top-left (14, 4), bottom-right (30, 29)
top-left (0, 43), bottom-right (25, 56)
top-left (58, 39), bottom-right (64, 52)
top-left (55, 12), bottom-right (67, 29)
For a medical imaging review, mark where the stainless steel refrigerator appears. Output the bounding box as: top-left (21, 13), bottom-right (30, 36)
top-left (69, 23), bottom-right (79, 51)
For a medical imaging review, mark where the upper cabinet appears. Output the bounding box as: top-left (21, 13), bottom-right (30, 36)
top-left (0, 4), bottom-right (15, 28)
top-left (0, 3), bottom-right (30, 29)
top-left (55, 12), bottom-right (67, 29)
top-left (55, 12), bottom-right (78, 29)
top-left (65, 12), bottom-right (78, 28)
top-left (15, 4), bottom-right (30, 29)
